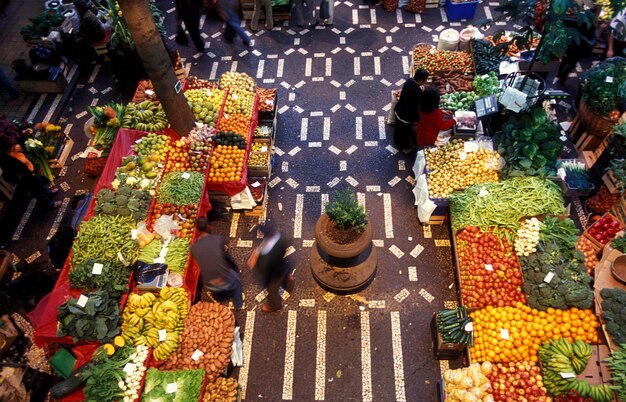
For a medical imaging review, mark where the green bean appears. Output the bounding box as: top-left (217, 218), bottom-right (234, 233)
top-left (72, 215), bottom-right (139, 266)
top-left (156, 171), bottom-right (204, 205)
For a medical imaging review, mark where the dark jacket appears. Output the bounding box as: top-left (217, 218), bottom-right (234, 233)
top-left (254, 233), bottom-right (289, 285)
top-left (191, 234), bottom-right (238, 286)
top-left (395, 79), bottom-right (423, 123)
top-left (78, 9), bottom-right (105, 43)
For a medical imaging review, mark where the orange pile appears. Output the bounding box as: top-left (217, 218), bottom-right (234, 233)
top-left (218, 114), bottom-right (250, 136)
top-left (470, 303), bottom-right (599, 363)
top-left (208, 145), bottom-right (245, 183)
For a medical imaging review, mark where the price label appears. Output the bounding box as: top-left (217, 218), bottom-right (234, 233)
top-left (91, 263), bottom-right (104, 275)
top-left (459, 152), bottom-right (467, 160)
top-left (144, 89), bottom-right (155, 96)
top-left (481, 74), bottom-right (489, 79)
top-left (560, 372), bottom-right (576, 379)
top-left (158, 329), bottom-right (167, 342)
top-left (123, 363), bottom-right (136, 374)
top-left (464, 141), bottom-right (478, 153)
top-left (261, 146), bottom-right (268, 152)
top-left (251, 181), bottom-right (261, 188)
top-left (464, 322), bottom-right (474, 332)
top-left (484, 264), bottom-right (493, 271)
top-left (231, 93), bottom-right (239, 100)
top-left (500, 328), bottom-right (509, 340)
top-left (191, 349), bottom-right (204, 361)
top-left (181, 172), bottom-right (191, 179)
top-left (264, 99), bottom-right (273, 105)
top-left (557, 167), bottom-right (566, 180)
top-left (117, 252), bottom-right (129, 266)
top-left (153, 256), bottom-right (166, 264)
top-left (606, 76), bottom-right (614, 83)
top-left (131, 229), bottom-right (139, 240)
top-left (544, 272), bottom-right (555, 283)
top-left (206, 90), bottom-right (212, 96)
top-left (550, 99), bottom-right (557, 105)
top-left (159, 247), bottom-right (169, 258)
top-left (77, 294), bottom-right (89, 308)
top-left (478, 187), bottom-right (489, 198)
top-left (178, 213), bottom-right (186, 221)
top-left (166, 382), bottom-right (178, 394)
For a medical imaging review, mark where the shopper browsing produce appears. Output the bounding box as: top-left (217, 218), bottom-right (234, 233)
top-left (247, 224), bottom-right (294, 313)
top-left (414, 86), bottom-right (456, 150)
top-left (191, 217), bottom-right (244, 309)
top-left (393, 69), bottom-right (429, 151)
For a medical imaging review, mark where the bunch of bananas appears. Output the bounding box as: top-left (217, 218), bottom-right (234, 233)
top-left (121, 288), bottom-right (189, 361)
top-left (122, 101), bottom-right (169, 132)
top-left (596, 0), bottom-right (614, 20)
top-left (539, 338), bottom-right (614, 402)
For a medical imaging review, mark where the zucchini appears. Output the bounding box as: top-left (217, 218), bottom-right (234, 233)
top-left (50, 363), bottom-right (92, 399)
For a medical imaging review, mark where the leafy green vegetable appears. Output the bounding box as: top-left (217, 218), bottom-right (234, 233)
top-left (561, 160), bottom-right (593, 190)
top-left (519, 241), bottom-right (593, 310)
top-left (605, 343), bottom-right (626, 402)
top-left (611, 236), bottom-right (626, 253)
top-left (494, 107), bottom-right (562, 177)
top-left (57, 291), bottom-right (122, 342)
top-left (581, 58), bottom-right (626, 117)
top-left (472, 72), bottom-right (502, 97)
top-left (539, 216), bottom-right (580, 260)
top-left (325, 188), bottom-right (368, 233)
top-left (141, 368), bottom-right (205, 402)
top-left (80, 346), bottom-right (133, 402)
top-left (69, 259), bottom-right (130, 292)
top-left (450, 177), bottom-right (565, 233)
top-left (600, 288), bottom-right (626, 345)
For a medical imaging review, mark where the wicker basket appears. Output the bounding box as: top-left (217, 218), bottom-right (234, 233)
top-left (579, 100), bottom-right (618, 139)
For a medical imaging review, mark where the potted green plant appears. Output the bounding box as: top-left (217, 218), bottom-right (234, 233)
top-left (310, 189), bottom-right (377, 293)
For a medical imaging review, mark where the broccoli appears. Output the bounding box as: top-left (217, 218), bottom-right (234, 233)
top-left (115, 195), bottom-right (129, 206)
top-left (101, 203), bottom-right (116, 215)
top-left (98, 188), bottom-right (115, 203)
top-left (127, 199), bottom-right (140, 211)
top-left (116, 186), bottom-right (133, 197)
top-left (523, 282), bottom-right (534, 294)
top-left (526, 295), bottom-right (539, 308)
top-left (539, 286), bottom-right (553, 299)
top-left (117, 206), bottom-right (131, 217)
top-left (556, 284), bottom-right (569, 296)
top-left (570, 294), bottom-right (593, 309)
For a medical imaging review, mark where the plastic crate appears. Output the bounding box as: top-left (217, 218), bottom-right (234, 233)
top-left (445, 0), bottom-right (479, 21)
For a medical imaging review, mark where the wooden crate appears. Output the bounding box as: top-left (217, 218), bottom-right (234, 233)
top-left (50, 137), bottom-right (74, 168)
top-left (244, 194), bottom-right (268, 217)
top-left (575, 131), bottom-right (607, 152)
top-left (581, 143), bottom-right (608, 170)
top-left (602, 170), bottom-right (622, 195)
top-left (609, 194), bottom-right (626, 224)
top-left (428, 214), bottom-right (448, 225)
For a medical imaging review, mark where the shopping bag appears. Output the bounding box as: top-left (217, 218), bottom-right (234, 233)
top-left (320, 0), bottom-right (330, 20)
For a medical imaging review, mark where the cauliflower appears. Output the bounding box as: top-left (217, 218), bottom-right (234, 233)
top-left (111, 178), bottom-right (121, 190)
top-left (139, 178), bottom-right (151, 190)
top-left (125, 177), bottom-right (138, 186)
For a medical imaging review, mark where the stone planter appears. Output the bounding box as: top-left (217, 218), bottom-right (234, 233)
top-left (310, 214), bottom-right (377, 293)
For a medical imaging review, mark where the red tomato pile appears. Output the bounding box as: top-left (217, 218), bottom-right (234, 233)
top-left (555, 390), bottom-right (594, 402)
top-left (150, 203), bottom-right (198, 239)
top-left (586, 214), bottom-right (623, 245)
top-left (456, 226), bottom-right (526, 308)
top-left (413, 45), bottom-right (473, 75)
top-left (486, 362), bottom-right (549, 402)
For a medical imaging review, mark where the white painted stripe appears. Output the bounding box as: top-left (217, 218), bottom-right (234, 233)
top-left (383, 193), bottom-right (394, 238)
top-left (325, 58), bottom-right (332, 77)
top-left (414, 13), bottom-right (421, 23)
top-left (315, 310), bottom-right (327, 400)
top-left (352, 9), bottom-right (358, 24)
top-left (339, 91), bottom-right (346, 100)
top-left (439, 7), bottom-right (448, 23)
top-left (277, 59), bottom-right (284, 78)
top-left (294, 194), bottom-right (304, 239)
top-left (395, 8), bottom-right (403, 24)
top-left (305, 58), bottom-right (312, 77)
top-left (199, 14), bottom-right (206, 29)
top-left (391, 312), bottom-right (407, 401)
top-left (354, 57), bottom-right (361, 76)
top-left (323, 117), bottom-right (330, 140)
top-left (356, 116), bottom-right (363, 140)
top-left (300, 118), bottom-right (309, 141)
top-left (256, 59), bottom-right (265, 79)
top-left (229, 212), bottom-right (240, 237)
top-left (210, 62), bottom-right (219, 79)
top-left (378, 116), bottom-right (386, 139)
top-left (43, 94), bottom-right (63, 123)
top-left (321, 193), bottom-right (329, 215)
top-left (484, 6), bottom-right (492, 19)
top-left (90, 97), bottom-right (99, 107)
top-left (12, 199), bottom-right (36, 240)
top-left (357, 192), bottom-right (366, 209)
top-left (339, 160), bottom-right (347, 171)
top-left (282, 310), bottom-right (297, 400)
top-left (402, 55), bottom-right (409, 76)
top-left (47, 197), bottom-right (71, 240)
top-left (28, 95), bottom-right (46, 122)
top-left (88, 64), bottom-right (100, 83)
top-left (370, 9), bottom-right (377, 24)
top-left (230, 61), bottom-right (238, 72)
top-left (238, 311), bottom-right (255, 400)
top-left (361, 311), bottom-right (373, 402)
top-left (374, 57), bottom-right (381, 75)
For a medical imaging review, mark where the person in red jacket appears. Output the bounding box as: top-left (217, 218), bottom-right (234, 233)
top-left (414, 86), bottom-right (455, 150)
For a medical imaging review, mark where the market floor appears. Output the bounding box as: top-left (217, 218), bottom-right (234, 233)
top-left (0, 0), bottom-right (591, 401)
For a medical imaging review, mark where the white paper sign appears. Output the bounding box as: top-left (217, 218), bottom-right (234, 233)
top-left (159, 247), bottom-right (169, 258)
top-left (123, 363), bottom-right (136, 374)
top-left (261, 146), bottom-right (268, 152)
top-left (484, 264), bottom-right (494, 271)
top-left (153, 257), bottom-right (166, 264)
top-left (606, 76), bottom-right (614, 83)
top-left (177, 213), bottom-right (186, 221)
top-left (251, 181), bottom-right (261, 188)
top-left (158, 329), bottom-right (167, 342)
top-left (117, 252), bottom-right (129, 266)
top-left (464, 322), bottom-right (474, 332)
top-left (77, 294), bottom-right (89, 308)
top-left (131, 229), bottom-right (139, 240)
top-left (191, 349), bottom-right (204, 361)
top-left (544, 272), bottom-right (555, 283)
top-left (478, 187), bottom-right (490, 198)
top-left (144, 89), bottom-right (155, 96)
top-left (464, 141), bottom-right (478, 153)
top-left (560, 372), bottom-right (576, 379)
top-left (91, 263), bottom-right (103, 275)
top-left (166, 382), bottom-right (178, 393)
top-left (557, 167), bottom-right (566, 180)
top-left (181, 172), bottom-right (191, 179)
top-left (500, 328), bottom-right (509, 340)
top-left (459, 152), bottom-right (467, 160)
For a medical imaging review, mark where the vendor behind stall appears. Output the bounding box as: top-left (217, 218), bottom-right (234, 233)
top-left (394, 68), bottom-right (429, 151)
top-left (414, 86), bottom-right (456, 150)
top-left (73, 0), bottom-right (106, 63)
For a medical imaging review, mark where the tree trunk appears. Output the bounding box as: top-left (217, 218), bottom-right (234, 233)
top-left (118, 0), bottom-right (194, 136)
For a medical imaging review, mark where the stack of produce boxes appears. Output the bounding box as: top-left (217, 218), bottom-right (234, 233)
top-left (439, 176), bottom-right (615, 402)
